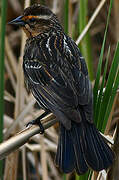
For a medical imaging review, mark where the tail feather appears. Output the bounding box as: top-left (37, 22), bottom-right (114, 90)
top-left (55, 124), bottom-right (75, 173)
top-left (84, 123), bottom-right (105, 170)
top-left (84, 122), bottom-right (114, 170)
top-left (55, 121), bottom-right (114, 174)
top-left (70, 122), bottom-right (88, 174)
top-left (92, 125), bottom-right (114, 167)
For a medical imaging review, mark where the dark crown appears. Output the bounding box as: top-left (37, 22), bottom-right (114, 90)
top-left (23, 4), bottom-right (53, 17)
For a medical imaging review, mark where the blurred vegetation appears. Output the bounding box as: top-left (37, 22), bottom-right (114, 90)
top-left (0, 0), bottom-right (7, 178)
top-left (78, 0), bottom-right (94, 81)
top-left (0, 0), bottom-right (119, 179)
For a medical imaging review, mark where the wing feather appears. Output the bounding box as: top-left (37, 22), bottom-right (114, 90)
top-left (23, 33), bottom-right (92, 124)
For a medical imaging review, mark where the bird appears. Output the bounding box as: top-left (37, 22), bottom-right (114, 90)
top-left (8, 4), bottom-right (114, 175)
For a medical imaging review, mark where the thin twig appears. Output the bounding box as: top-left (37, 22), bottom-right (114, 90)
top-left (4, 90), bottom-right (15, 102)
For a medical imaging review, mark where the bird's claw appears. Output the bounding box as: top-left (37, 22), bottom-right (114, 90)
top-left (26, 119), bottom-right (44, 134)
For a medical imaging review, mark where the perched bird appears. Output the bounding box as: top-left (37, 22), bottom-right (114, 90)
top-left (8, 4), bottom-right (114, 175)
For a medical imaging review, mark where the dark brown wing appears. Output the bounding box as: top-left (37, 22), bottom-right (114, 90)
top-left (36, 32), bottom-right (92, 105)
top-left (23, 32), bottom-right (93, 127)
top-left (23, 59), bottom-right (81, 129)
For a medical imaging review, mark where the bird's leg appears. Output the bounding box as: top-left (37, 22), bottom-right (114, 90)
top-left (26, 110), bottom-right (50, 134)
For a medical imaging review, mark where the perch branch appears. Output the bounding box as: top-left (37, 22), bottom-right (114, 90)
top-left (0, 115), bottom-right (57, 160)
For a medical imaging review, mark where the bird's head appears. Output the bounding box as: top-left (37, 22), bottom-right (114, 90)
top-left (8, 4), bottom-right (62, 38)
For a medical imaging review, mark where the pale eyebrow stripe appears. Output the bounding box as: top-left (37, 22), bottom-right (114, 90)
top-left (37, 14), bottom-right (53, 20)
top-left (23, 14), bottom-right (52, 21)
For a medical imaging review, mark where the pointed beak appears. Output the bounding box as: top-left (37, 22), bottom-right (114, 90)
top-left (8, 15), bottom-right (25, 26)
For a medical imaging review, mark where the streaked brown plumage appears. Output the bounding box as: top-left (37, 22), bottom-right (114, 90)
top-left (8, 4), bottom-right (114, 175)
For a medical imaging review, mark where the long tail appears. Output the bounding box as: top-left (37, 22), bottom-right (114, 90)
top-left (55, 121), bottom-right (114, 175)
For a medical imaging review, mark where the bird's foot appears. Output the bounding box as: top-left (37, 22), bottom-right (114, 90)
top-left (26, 118), bottom-right (44, 134)
top-left (26, 110), bottom-right (50, 134)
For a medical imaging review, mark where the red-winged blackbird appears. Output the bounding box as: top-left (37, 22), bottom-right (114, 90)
top-left (9, 4), bottom-right (114, 175)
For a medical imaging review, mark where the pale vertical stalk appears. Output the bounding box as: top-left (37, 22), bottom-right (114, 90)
top-left (68, 0), bottom-right (73, 37)
top-left (22, 147), bottom-right (27, 180)
top-left (52, 0), bottom-right (58, 13)
top-left (3, 47), bottom-right (22, 180)
top-left (76, 0), bottom-right (107, 45)
top-left (40, 136), bottom-right (48, 180)
top-left (5, 57), bottom-right (16, 91)
top-left (114, 0), bottom-right (119, 41)
top-left (33, 152), bottom-right (41, 179)
top-left (91, 171), bottom-right (98, 180)
top-left (20, 2), bottom-right (30, 179)
top-left (4, 152), bottom-right (19, 180)
top-left (5, 36), bottom-right (18, 77)
top-left (19, 0), bottom-right (30, 105)
top-left (4, 1), bottom-right (31, 179)
top-left (19, 22), bottom-right (27, 109)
